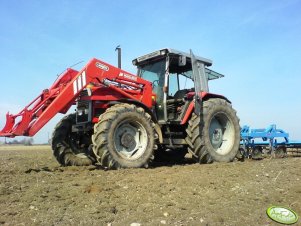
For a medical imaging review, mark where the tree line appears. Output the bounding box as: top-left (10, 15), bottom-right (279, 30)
top-left (3, 138), bottom-right (34, 146)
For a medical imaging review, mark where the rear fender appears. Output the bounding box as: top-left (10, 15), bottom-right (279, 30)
top-left (180, 93), bottom-right (231, 125)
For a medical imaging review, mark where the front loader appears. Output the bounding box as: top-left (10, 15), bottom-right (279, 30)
top-left (0, 48), bottom-right (240, 169)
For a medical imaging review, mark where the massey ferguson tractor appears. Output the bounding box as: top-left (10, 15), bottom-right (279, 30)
top-left (0, 48), bottom-right (240, 169)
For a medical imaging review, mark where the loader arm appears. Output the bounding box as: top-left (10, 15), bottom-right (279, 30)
top-left (0, 58), bottom-right (152, 137)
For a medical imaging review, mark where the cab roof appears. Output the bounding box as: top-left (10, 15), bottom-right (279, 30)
top-left (132, 48), bottom-right (213, 66)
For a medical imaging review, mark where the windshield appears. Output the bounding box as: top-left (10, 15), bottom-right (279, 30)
top-left (137, 59), bottom-right (166, 95)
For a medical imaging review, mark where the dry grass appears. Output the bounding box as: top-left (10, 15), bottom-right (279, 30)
top-left (0, 145), bottom-right (51, 152)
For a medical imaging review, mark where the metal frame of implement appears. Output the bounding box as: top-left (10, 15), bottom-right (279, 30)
top-left (240, 124), bottom-right (301, 153)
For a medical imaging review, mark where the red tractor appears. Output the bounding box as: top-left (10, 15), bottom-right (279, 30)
top-left (0, 49), bottom-right (240, 169)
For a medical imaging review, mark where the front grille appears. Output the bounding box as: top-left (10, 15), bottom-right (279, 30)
top-left (76, 90), bottom-right (91, 123)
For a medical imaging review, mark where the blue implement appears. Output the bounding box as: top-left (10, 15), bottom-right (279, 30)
top-left (240, 124), bottom-right (301, 158)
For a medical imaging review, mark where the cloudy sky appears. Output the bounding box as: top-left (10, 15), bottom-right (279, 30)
top-left (0, 0), bottom-right (300, 143)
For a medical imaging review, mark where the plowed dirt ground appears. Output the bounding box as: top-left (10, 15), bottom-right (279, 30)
top-left (0, 145), bottom-right (300, 226)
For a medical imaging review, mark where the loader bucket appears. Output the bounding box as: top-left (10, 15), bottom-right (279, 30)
top-left (0, 113), bottom-right (15, 137)
top-left (11, 110), bottom-right (32, 136)
top-left (0, 110), bottom-right (32, 137)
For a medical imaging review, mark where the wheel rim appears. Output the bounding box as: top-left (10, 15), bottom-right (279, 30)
top-left (209, 112), bottom-right (235, 155)
top-left (113, 120), bottom-right (148, 160)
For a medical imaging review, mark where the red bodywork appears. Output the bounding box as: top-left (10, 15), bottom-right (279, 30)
top-left (0, 58), bottom-right (153, 137)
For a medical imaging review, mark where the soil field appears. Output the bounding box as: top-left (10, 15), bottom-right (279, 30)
top-left (0, 145), bottom-right (300, 226)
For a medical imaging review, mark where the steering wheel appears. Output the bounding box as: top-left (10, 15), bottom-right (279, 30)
top-left (152, 80), bottom-right (159, 89)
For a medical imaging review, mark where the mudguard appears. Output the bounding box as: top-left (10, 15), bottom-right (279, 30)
top-left (180, 92), bottom-right (231, 125)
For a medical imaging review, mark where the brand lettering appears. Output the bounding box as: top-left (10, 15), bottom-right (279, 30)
top-left (95, 62), bottom-right (109, 71)
top-left (118, 72), bottom-right (137, 81)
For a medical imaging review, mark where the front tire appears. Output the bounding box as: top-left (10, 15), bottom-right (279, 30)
top-left (92, 104), bottom-right (155, 169)
top-left (51, 114), bottom-right (95, 166)
top-left (186, 98), bottom-right (240, 163)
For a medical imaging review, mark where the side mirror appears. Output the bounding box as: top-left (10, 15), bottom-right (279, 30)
top-left (178, 55), bottom-right (186, 66)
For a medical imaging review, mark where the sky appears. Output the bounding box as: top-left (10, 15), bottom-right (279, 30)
top-left (0, 0), bottom-right (300, 143)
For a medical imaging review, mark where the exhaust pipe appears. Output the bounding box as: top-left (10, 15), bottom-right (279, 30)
top-left (115, 45), bottom-right (121, 69)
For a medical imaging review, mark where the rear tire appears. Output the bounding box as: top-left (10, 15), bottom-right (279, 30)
top-left (186, 98), bottom-right (240, 163)
top-left (92, 104), bottom-right (155, 169)
top-left (51, 114), bottom-right (95, 166)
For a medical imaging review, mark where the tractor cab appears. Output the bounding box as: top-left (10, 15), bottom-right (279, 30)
top-left (133, 48), bottom-right (224, 122)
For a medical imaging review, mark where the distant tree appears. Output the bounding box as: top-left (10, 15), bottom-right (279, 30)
top-left (9, 139), bottom-right (20, 144)
top-left (7, 138), bottom-right (34, 145)
top-left (24, 138), bottom-right (34, 146)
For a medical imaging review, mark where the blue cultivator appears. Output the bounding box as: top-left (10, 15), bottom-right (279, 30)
top-left (240, 124), bottom-right (301, 159)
